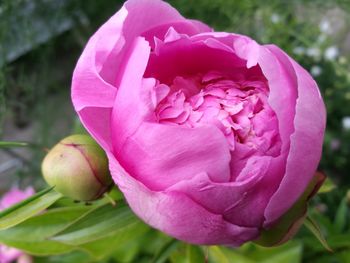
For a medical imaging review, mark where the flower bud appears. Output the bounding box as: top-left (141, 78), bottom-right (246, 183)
top-left (41, 134), bottom-right (112, 201)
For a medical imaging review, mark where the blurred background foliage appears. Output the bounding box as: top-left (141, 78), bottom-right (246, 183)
top-left (0, 0), bottom-right (350, 262)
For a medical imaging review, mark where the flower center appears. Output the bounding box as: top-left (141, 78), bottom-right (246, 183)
top-left (153, 71), bottom-right (280, 153)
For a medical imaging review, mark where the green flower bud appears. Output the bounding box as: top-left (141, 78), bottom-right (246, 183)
top-left (42, 134), bottom-right (112, 201)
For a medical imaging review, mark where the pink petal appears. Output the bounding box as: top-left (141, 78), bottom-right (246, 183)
top-left (188, 19), bottom-right (213, 33)
top-left (167, 156), bottom-right (272, 227)
top-left (263, 45), bottom-right (326, 226)
top-left (72, 0), bottom-right (209, 150)
top-left (107, 153), bottom-right (258, 246)
top-left (0, 245), bottom-right (23, 263)
top-left (0, 187), bottom-right (35, 210)
top-left (71, 8), bottom-right (126, 111)
top-left (226, 155), bottom-right (285, 226)
top-left (258, 45), bottom-right (298, 153)
top-left (110, 37), bottom-right (153, 154)
top-left (152, 84), bottom-right (170, 106)
top-left (145, 37), bottom-right (246, 84)
top-left (233, 38), bottom-right (260, 68)
top-left (116, 122), bottom-right (231, 191)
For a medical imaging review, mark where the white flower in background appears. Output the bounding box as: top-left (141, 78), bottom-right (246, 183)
top-left (342, 116), bottom-right (350, 130)
top-left (319, 19), bottom-right (331, 34)
top-left (306, 47), bottom-right (321, 58)
top-left (324, 46), bottom-right (339, 61)
top-left (270, 13), bottom-right (281, 24)
top-left (310, 65), bottom-right (322, 77)
top-left (293, 46), bottom-right (306, 55)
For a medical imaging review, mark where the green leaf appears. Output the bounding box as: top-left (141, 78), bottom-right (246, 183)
top-left (0, 199), bottom-right (149, 258)
top-left (0, 141), bottom-right (29, 147)
top-left (335, 248), bottom-right (350, 263)
top-left (51, 193), bottom-right (110, 208)
top-left (168, 244), bottom-right (205, 263)
top-left (318, 177), bottom-right (336, 194)
top-left (238, 241), bottom-right (302, 263)
top-left (260, 243), bottom-right (302, 263)
top-left (334, 196), bottom-right (348, 233)
top-left (34, 251), bottom-right (93, 263)
top-left (81, 222), bottom-right (149, 260)
top-left (304, 215), bottom-right (333, 252)
top-left (0, 187), bottom-right (62, 230)
top-left (308, 208), bottom-right (335, 235)
top-left (0, 206), bottom-right (92, 240)
top-left (137, 231), bottom-right (173, 261)
top-left (325, 234), bottom-right (350, 250)
top-left (152, 239), bottom-right (179, 263)
top-left (0, 206), bottom-right (92, 255)
top-left (302, 234), bottom-right (350, 253)
top-left (0, 238), bottom-right (73, 255)
top-left (186, 244), bottom-right (205, 263)
top-left (51, 203), bottom-right (138, 245)
top-left (208, 246), bottom-right (254, 263)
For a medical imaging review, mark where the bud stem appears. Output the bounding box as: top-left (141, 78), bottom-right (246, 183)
top-left (104, 192), bottom-right (117, 206)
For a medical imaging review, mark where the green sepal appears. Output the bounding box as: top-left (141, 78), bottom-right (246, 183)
top-left (254, 172), bottom-right (325, 247)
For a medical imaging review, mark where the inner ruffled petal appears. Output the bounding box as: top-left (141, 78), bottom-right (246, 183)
top-left (141, 31), bottom-right (283, 185)
top-left (152, 71), bottom-right (281, 158)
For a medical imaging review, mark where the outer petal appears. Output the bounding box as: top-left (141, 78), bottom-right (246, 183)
top-left (167, 156), bottom-right (272, 227)
top-left (116, 122), bottom-right (231, 191)
top-left (110, 37), bottom-right (153, 154)
top-left (258, 45), bottom-right (298, 152)
top-left (263, 45), bottom-right (326, 226)
top-left (72, 0), bottom-right (210, 150)
top-left (71, 7), bottom-right (126, 112)
top-left (72, 5), bottom-right (126, 150)
top-left (110, 36), bottom-right (232, 190)
top-left (108, 153), bottom-right (259, 246)
top-left (124, 0), bottom-right (210, 41)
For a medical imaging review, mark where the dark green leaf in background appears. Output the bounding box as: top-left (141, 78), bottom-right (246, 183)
top-left (334, 196), bottom-right (348, 233)
top-left (304, 215), bottom-right (333, 252)
top-left (318, 177), bottom-right (336, 194)
top-left (152, 239), bottom-right (179, 263)
top-left (0, 141), bottom-right (29, 148)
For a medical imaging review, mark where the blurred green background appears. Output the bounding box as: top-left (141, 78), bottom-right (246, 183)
top-left (0, 0), bottom-right (350, 262)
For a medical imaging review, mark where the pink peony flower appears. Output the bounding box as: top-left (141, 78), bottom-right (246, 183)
top-left (71, 0), bottom-right (326, 246)
top-left (0, 187), bottom-right (34, 263)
